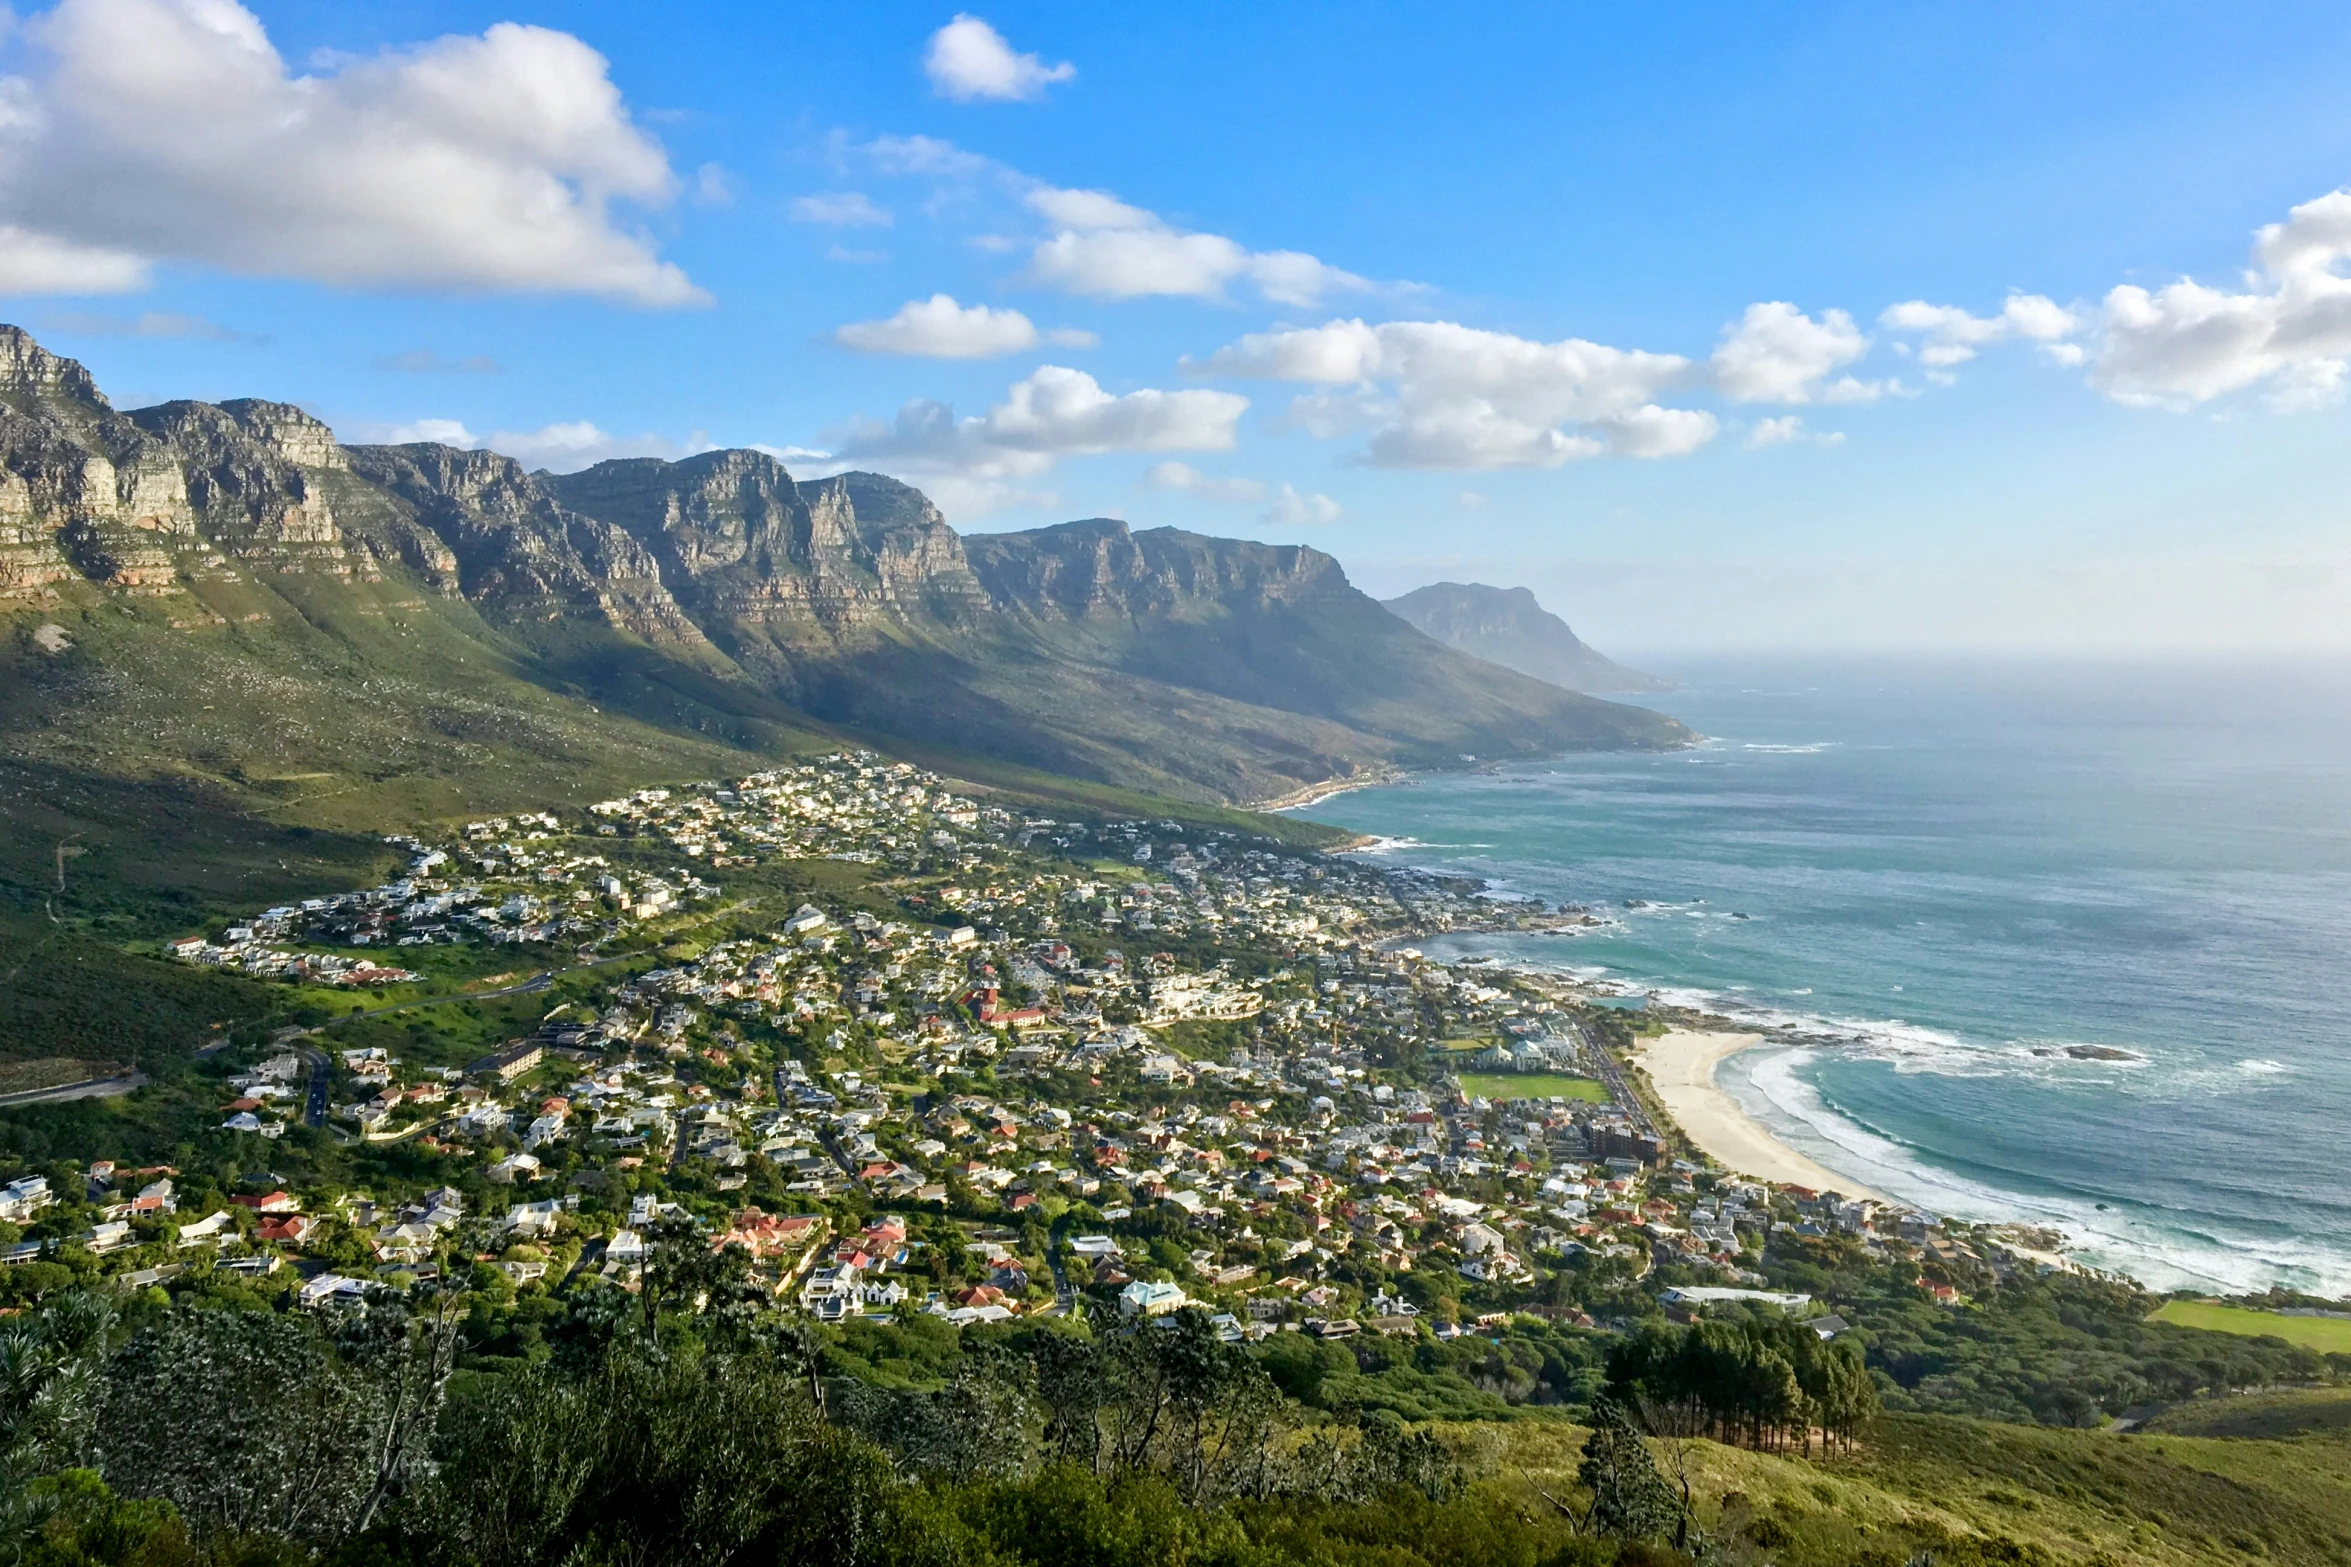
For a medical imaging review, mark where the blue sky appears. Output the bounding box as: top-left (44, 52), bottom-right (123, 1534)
top-left (7, 0), bottom-right (2351, 651)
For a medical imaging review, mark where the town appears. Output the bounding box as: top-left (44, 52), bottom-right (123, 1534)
top-left (7, 751), bottom-right (2018, 1367)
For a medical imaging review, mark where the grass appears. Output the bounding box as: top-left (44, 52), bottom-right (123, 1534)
top-left (1454, 1072), bottom-right (1610, 1103)
top-left (2139, 1387), bottom-right (2351, 1441)
top-left (2152, 1300), bottom-right (2351, 1354)
top-left (1480, 1409), bottom-right (2351, 1566)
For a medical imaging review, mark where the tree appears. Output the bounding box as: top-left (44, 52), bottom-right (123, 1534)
top-left (0, 1292), bottom-right (111, 1561)
top-left (1573, 1395), bottom-right (1677, 1543)
top-left (98, 1306), bottom-right (376, 1546)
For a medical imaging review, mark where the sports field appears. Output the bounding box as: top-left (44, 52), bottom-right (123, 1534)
top-left (1454, 1072), bottom-right (1611, 1104)
top-left (2151, 1299), bottom-right (2351, 1353)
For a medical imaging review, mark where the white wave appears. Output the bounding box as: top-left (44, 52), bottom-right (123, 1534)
top-left (1726, 1042), bottom-right (2351, 1295)
top-left (1345, 836), bottom-right (1429, 855)
top-left (1741, 741), bottom-right (1840, 754)
top-left (2238, 1058), bottom-right (2291, 1074)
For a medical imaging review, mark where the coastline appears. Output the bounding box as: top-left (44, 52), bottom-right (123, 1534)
top-left (1631, 1028), bottom-right (1897, 1205)
top-left (1253, 768), bottom-right (1401, 814)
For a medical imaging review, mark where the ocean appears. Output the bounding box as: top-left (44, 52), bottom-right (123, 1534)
top-left (1299, 657), bottom-right (2351, 1296)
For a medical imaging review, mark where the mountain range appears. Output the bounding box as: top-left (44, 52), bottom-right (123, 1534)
top-left (1382, 582), bottom-right (1667, 694)
top-left (0, 325), bottom-right (1687, 825)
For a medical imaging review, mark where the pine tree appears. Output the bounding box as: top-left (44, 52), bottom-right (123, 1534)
top-left (1575, 1394), bottom-right (1679, 1542)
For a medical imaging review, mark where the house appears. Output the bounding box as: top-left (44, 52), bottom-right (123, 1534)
top-left (1119, 1280), bottom-right (1188, 1317)
top-left (487, 1153), bottom-right (543, 1184)
top-left (296, 1273), bottom-right (372, 1309)
top-left (175, 1211), bottom-right (235, 1247)
top-left (231, 1191), bottom-right (299, 1214)
top-left (504, 1200), bottom-right (562, 1237)
top-left (84, 1221), bottom-right (133, 1255)
top-left (0, 1176), bottom-right (52, 1223)
top-left (259, 1215), bottom-right (318, 1245)
top-left (467, 1042), bottom-right (544, 1083)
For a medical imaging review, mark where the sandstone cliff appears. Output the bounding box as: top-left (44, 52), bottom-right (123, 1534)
top-left (0, 325), bottom-right (1688, 805)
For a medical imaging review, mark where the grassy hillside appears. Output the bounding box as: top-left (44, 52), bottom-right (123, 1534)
top-left (1489, 1410), bottom-right (2351, 1565)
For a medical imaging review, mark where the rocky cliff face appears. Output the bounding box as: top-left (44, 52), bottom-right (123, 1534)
top-left (545, 455), bottom-right (986, 636)
top-left (343, 443), bottom-right (706, 647)
top-left (1, 324), bottom-right (1689, 805)
top-left (962, 519), bottom-right (1354, 622)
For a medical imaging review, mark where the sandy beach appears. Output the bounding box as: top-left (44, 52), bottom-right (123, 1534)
top-left (1632, 1029), bottom-right (1895, 1204)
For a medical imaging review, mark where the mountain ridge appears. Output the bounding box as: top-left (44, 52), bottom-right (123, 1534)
top-left (0, 325), bottom-right (1690, 811)
top-left (1382, 580), bottom-right (1668, 694)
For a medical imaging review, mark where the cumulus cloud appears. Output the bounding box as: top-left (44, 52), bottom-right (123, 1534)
top-left (1879, 294), bottom-right (2080, 370)
top-left (1194, 317), bottom-right (1707, 469)
top-left (1262, 484), bottom-right (1340, 525)
top-left (346, 416), bottom-right (681, 472)
top-left (0, 0), bottom-right (701, 305)
top-left (790, 191), bottom-right (891, 227)
top-left (2088, 189), bottom-right (2351, 409)
top-left (1022, 184), bottom-right (1368, 306)
top-left (923, 14), bottom-right (1074, 103)
top-left (830, 365), bottom-right (1247, 517)
top-left (835, 294), bottom-right (1047, 358)
top-left (1709, 302), bottom-right (1887, 403)
top-left (1143, 460), bottom-right (1264, 503)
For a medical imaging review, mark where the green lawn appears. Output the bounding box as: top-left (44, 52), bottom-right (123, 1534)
top-left (1455, 1072), bottom-right (1610, 1103)
top-left (2152, 1299), bottom-right (2351, 1353)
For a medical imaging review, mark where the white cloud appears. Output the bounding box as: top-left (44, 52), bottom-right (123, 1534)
top-left (691, 162), bottom-right (736, 207)
top-left (1593, 403), bottom-right (1719, 459)
top-left (831, 365), bottom-right (1245, 517)
top-left (826, 245), bottom-right (888, 265)
top-left (0, 224), bottom-right (147, 293)
top-left (1196, 317), bottom-right (1707, 469)
top-left (1456, 489), bottom-right (1488, 509)
top-left (923, 14), bottom-right (1074, 103)
top-left (850, 134), bottom-right (1378, 309)
top-left (2089, 188), bottom-right (2351, 409)
top-left (1143, 460), bottom-right (1264, 503)
top-left (1709, 302), bottom-right (1885, 403)
top-left (1262, 483), bottom-right (1340, 525)
top-left (344, 415), bottom-right (679, 472)
top-left (0, 0), bottom-right (702, 305)
top-left (863, 133), bottom-right (994, 180)
top-left (835, 294), bottom-right (1044, 358)
top-left (1022, 184), bottom-right (1368, 306)
top-left (790, 191), bottom-right (891, 227)
top-left (1746, 414), bottom-right (1844, 449)
top-left (983, 365), bottom-right (1246, 453)
top-left (1879, 293), bottom-right (2080, 368)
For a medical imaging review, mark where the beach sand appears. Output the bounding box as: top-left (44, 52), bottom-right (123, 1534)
top-left (1633, 1029), bottom-right (1894, 1204)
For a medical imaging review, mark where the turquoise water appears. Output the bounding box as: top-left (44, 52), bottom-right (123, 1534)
top-left (1303, 659), bottom-right (2351, 1294)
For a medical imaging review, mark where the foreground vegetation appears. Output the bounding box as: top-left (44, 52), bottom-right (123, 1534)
top-left (9, 1280), bottom-right (2351, 1567)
